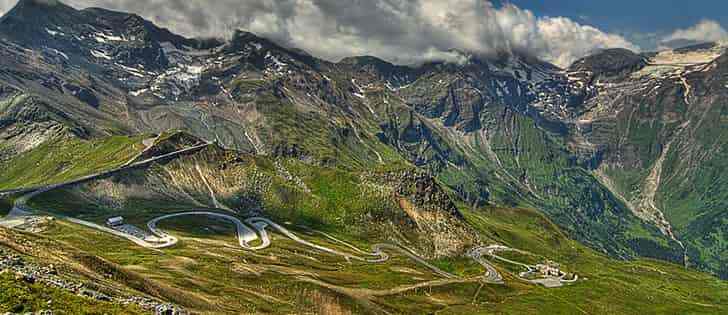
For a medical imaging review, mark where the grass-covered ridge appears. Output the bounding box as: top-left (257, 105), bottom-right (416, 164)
top-left (0, 272), bottom-right (144, 314)
top-left (0, 134), bottom-right (148, 190)
top-left (27, 136), bottom-right (476, 258)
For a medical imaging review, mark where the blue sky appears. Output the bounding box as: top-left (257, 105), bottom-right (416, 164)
top-left (495, 0), bottom-right (728, 49)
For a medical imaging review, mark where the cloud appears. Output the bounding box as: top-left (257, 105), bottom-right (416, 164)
top-left (0, 0), bottom-right (15, 12)
top-left (662, 19), bottom-right (728, 44)
top-left (536, 17), bottom-right (639, 68)
top-left (0, 0), bottom-right (639, 67)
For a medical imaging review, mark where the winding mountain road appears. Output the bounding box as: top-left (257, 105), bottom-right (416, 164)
top-left (244, 217), bottom-right (389, 262)
top-left (146, 211), bottom-right (267, 250)
top-left (153, 214), bottom-right (467, 280)
top-left (370, 243), bottom-right (457, 279)
top-left (0, 140), bottom-right (506, 285)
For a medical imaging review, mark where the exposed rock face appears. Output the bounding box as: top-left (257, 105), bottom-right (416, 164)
top-left (385, 170), bottom-right (462, 219)
top-left (387, 171), bottom-right (478, 257)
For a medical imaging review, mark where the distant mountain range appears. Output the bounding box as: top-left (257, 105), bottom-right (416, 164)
top-left (1, 0), bottom-right (726, 283)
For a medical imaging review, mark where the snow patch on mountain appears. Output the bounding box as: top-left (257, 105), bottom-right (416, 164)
top-left (47, 47), bottom-right (68, 60)
top-left (45, 28), bottom-right (63, 37)
top-left (116, 63), bottom-right (148, 78)
top-left (94, 32), bottom-right (125, 43)
top-left (90, 49), bottom-right (111, 60)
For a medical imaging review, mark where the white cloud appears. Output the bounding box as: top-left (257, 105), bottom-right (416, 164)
top-left (0, 0), bottom-right (15, 12)
top-left (0, 0), bottom-right (639, 67)
top-left (537, 17), bottom-right (640, 68)
top-left (662, 20), bottom-right (728, 44)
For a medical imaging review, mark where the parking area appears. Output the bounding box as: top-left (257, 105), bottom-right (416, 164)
top-left (112, 224), bottom-right (156, 242)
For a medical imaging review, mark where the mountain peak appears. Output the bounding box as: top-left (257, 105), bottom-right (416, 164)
top-left (226, 29), bottom-right (317, 65)
top-left (3, 0), bottom-right (73, 18)
top-left (0, 0), bottom-right (80, 37)
top-left (226, 30), bottom-right (272, 50)
top-left (228, 30), bottom-right (287, 52)
top-left (16, 0), bottom-right (62, 6)
top-left (231, 30), bottom-right (265, 42)
top-left (339, 55), bottom-right (391, 66)
top-left (568, 48), bottom-right (646, 78)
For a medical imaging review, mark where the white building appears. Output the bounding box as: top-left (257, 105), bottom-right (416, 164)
top-left (106, 216), bottom-right (124, 227)
top-left (536, 264), bottom-right (562, 277)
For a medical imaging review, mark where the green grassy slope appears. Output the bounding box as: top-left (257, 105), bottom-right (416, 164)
top-left (27, 139), bottom-right (473, 258)
top-left (460, 207), bottom-right (728, 315)
top-left (0, 271), bottom-right (144, 314)
top-left (0, 135), bottom-right (148, 190)
top-left (432, 112), bottom-right (682, 263)
top-left (22, 196), bottom-right (728, 315)
top-left (658, 96), bottom-right (728, 279)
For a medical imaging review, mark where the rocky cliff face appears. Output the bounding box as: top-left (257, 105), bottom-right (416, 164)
top-left (0, 1), bottom-right (726, 278)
